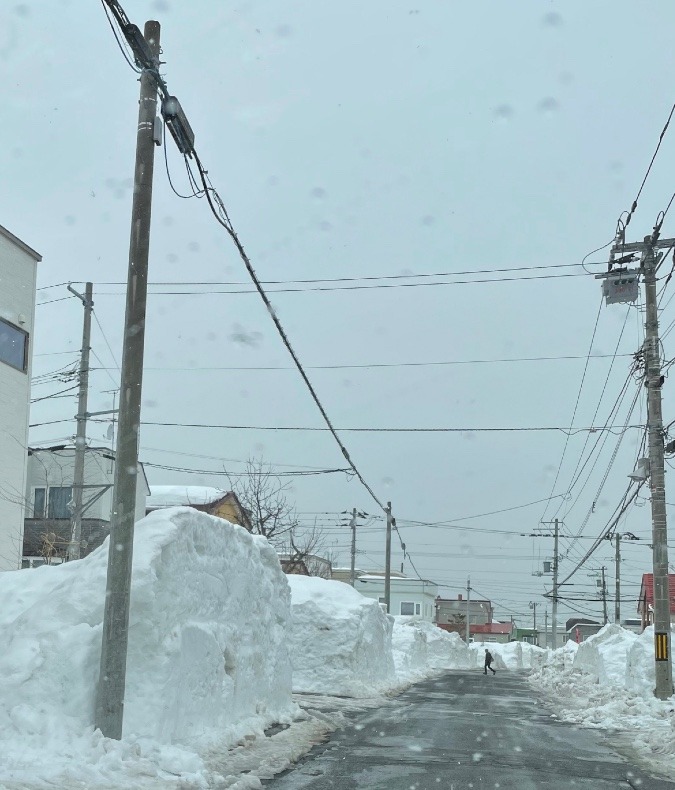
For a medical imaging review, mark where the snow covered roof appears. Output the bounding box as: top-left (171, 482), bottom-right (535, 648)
top-left (146, 486), bottom-right (230, 510)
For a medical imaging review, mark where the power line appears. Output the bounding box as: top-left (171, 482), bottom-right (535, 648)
top-left (190, 150), bottom-right (384, 511)
top-left (619, 100), bottom-right (675, 234)
top-left (48, 261), bottom-right (600, 291)
top-left (90, 352), bottom-right (635, 373)
top-left (90, 419), bottom-right (646, 434)
top-left (91, 271), bottom-right (591, 295)
top-left (539, 298), bottom-right (604, 525)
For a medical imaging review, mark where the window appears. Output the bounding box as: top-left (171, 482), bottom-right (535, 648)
top-left (415, 603), bottom-right (421, 615)
top-left (0, 317), bottom-right (28, 372)
top-left (33, 488), bottom-right (46, 518)
top-left (378, 597), bottom-right (386, 604)
top-left (33, 487), bottom-right (73, 519)
top-left (400, 601), bottom-right (415, 616)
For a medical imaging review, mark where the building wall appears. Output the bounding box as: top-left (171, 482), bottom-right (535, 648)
top-left (436, 599), bottom-right (492, 626)
top-left (0, 230), bottom-right (38, 571)
top-left (25, 448), bottom-right (148, 528)
top-left (355, 577), bottom-right (438, 621)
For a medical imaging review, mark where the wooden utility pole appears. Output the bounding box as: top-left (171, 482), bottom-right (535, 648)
top-left (384, 501), bottom-right (393, 613)
top-left (614, 534), bottom-right (621, 624)
top-left (598, 233), bottom-right (674, 699)
top-left (551, 518), bottom-right (560, 649)
top-left (95, 20), bottom-right (160, 739)
top-left (66, 282), bottom-right (93, 562)
top-left (349, 508), bottom-right (357, 586)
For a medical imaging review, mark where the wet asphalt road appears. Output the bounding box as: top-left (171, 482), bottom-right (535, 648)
top-left (266, 670), bottom-right (674, 789)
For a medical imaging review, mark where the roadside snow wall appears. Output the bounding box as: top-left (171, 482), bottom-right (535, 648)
top-left (573, 624), bottom-right (637, 685)
top-left (393, 618), bottom-right (475, 682)
top-left (0, 507), bottom-right (294, 784)
top-left (287, 576), bottom-right (396, 697)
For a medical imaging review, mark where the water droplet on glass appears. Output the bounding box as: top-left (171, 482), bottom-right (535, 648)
top-left (542, 12), bottom-right (562, 27)
top-left (494, 104), bottom-right (513, 122)
top-left (537, 97), bottom-right (559, 116)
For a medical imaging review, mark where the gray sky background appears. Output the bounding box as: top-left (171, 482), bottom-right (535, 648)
top-left (4, 0), bottom-right (675, 626)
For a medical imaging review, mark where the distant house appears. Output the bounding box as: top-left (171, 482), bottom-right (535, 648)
top-left (565, 617), bottom-right (602, 643)
top-left (146, 486), bottom-right (252, 530)
top-left (23, 446), bottom-right (149, 566)
top-left (471, 622), bottom-right (513, 644)
top-left (435, 594), bottom-right (493, 630)
top-left (355, 573), bottom-right (438, 621)
top-left (331, 566), bottom-right (365, 585)
top-left (637, 573), bottom-right (675, 631)
top-left (277, 554), bottom-right (310, 576)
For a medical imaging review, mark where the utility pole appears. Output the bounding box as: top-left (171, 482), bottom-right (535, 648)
top-left (349, 508), bottom-right (357, 587)
top-left (544, 608), bottom-right (549, 649)
top-left (601, 566), bottom-right (608, 625)
top-left (66, 282), bottom-right (93, 562)
top-left (598, 232), bottom-right (674, 699)
top-left (95, 20), bottom-right (161, 740)
top-left (529, 601), bottom-right (538, 636)
top-left (551, 518), bottom-right (559, 650)
top-left (614, 534), bottom-right (621, 624)
top-left (466, 577), bottom-right (471, 644)
top-left (384, 501), bottom-right (393, 613)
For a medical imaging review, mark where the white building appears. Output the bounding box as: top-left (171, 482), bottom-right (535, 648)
top-left (354, 573), bottom-right (438, 621)
top-left (23, 446), bottom-right (149, 566)
top-left (0, 224), bottom-right (40, 572)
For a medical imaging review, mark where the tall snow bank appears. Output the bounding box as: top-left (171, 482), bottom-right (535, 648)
top-left (287, 576), bottom-right (395, 697)
top-left (392, 619), bottom-right (475, 681)
top-left (474, 640), bottom-right (547, 670)
top-left (0, 507), bottom-right (294, 786)
top-left (573, 624), bottom-right (637, 685)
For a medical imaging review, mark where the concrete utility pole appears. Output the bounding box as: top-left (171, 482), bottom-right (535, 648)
top-left (349, 508), bottom-right (357, 587)
top-left (614, 534), bottom-right (621, 624)
top-left (598, 232), bottom-right (674, 699)
top-left (529, 601), bottom-right (538, 633)
top-left (601, 566), bottom-right (608, 625)
top-left (544, 608), bottom-right (549, 649)
top-left (66, 282), bottom-right (93, 562)
top-left (95, 20), bottom-right (160, 740)
top-left (466, 577), bottom-right (471, 644)
top-left (384, 501), bottom-right (393, 613)
top-left (551, 518), bottom-right (560, 650)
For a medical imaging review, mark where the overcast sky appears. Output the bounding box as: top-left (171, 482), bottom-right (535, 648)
top-left (4, 0), bottom-right (675, 626)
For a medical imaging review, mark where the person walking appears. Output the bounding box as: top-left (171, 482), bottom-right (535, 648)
top-left (483, 649), bottom-right (496, 675)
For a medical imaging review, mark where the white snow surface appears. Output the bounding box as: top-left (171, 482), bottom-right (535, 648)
top-left (0, 507), bottom-right (295, 788)
top-left (531, 624), bottom-right (675, 779)
top-left (392, 618), bottom-right (475, 680)
top-left (286, 575), bottom-right (396, 697)
top-left (147, 485), bottom-right (227, 508)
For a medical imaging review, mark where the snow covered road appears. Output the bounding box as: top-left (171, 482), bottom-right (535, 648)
top-left (265, 671), bottom-right (675, 789)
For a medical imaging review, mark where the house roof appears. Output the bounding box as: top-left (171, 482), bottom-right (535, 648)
top-left (357, 574), bottom-right (438, 586)
top-left (146, 486), bottom-right (230, 509)
top-left (638, 573), bottom-right (675, 613)
top-left (472, 623), bottom-right (512, 635)
top-left (0, 223), bottom-right (42, 261)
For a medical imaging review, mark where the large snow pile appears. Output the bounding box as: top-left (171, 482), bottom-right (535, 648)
top-left (573, 623), bottom-right (638, 685)
top-left (392, 619), bottom-right (474, 681)
top-left (286, 575), bottom-right (396, 697)
top-left (530, 624), bottom-right (675, 779)
top-left (0, 507), bottom-right (295, 787)
top-left (474, 640), bottom-right (547, 670)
